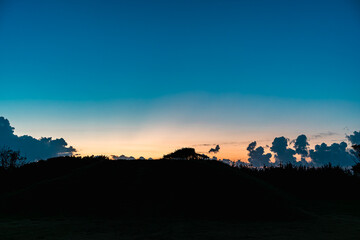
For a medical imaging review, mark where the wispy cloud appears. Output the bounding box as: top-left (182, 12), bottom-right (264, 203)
top-left (193, 140), bottom-right (271, 148)
top-left (311, 131), bottom-right (339, 140)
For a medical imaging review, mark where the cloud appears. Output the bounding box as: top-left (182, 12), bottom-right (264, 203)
top-left (192, 143), bottom-right (213, 147)
top-left (247, 141), bottom-right (272, 167)
top-left (248, 132), bottom-right (360, 167)
top-left (346, 131), bottom-right (360, 145)
top-left (111, 155), bottom-right (136, 160)
top-left (270, 137), bottom-right (296, 165)
top-left (234, 160), bottom-right (249, 167)
top-left (0, 116), bottom-right (76, 162)
top-left (209, 144), bottom-right (220, 154)
top-left (309, 142), bottom-right (356, 167)
top-left (311, 131), bottom-right (338, 140)
top-left (220, 159), bottom-right (232, 165)
top-left (193, 141), bottom-right (243, 147)
top-left (294, 134), bottom-right (309, 163)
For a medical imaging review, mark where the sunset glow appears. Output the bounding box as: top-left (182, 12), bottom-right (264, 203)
top-left (0, 0), bottom-right (359, 162)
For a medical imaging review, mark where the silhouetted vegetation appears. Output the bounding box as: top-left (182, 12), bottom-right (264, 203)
top-left (1, 155), bottom-right (360, 220)
top-left (1, 154), bottom-right (360, 240)
top-left (351, 144), bottom-right (360, 175)
top-left (163, 147), bottom-right (209, 160)
top-left (235, 163), bottom-right (360, 203)
top-left (0, 147), bottom-right (26, 170)
top-left (0, 156), bottom-right (304, 220)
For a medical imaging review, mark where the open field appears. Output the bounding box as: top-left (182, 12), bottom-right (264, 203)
top-left (1, 157), bottom-right (360, 239)
top-left (1, 213), bottom-right (360, 240)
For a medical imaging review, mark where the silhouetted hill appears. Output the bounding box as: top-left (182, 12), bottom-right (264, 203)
top-left (0, 157), bottom-right (304, 220)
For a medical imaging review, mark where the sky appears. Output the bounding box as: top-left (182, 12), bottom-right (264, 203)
top-left (1, 0), bottom-right (360, 161)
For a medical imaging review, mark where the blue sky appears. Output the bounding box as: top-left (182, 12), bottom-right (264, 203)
top-left (1, 0), bottom-right (360, 160)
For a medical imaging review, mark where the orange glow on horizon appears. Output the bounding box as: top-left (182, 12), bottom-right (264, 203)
top-left (73, 140), bottom-right (251, 162)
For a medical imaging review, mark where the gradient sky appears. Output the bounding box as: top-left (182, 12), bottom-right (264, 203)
top-left (1, 0), bottom-right (360, 160)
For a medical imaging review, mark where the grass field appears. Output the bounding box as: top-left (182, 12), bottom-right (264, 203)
top-left (1, 157), bottom-right (360, 239)
top-left (1, 212), bottom-right (360, 240)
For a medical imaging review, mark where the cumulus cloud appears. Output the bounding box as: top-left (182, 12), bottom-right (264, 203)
top-left (270, 137), bottom-right (296, 165)
top-left (294, 134), bottom-right (309, 164)
top-left (309, 142), bottom-right (356, 167)
top-left (247, 131), bottom-right (360, 168)
top-left (0, 117), bottom-right (76, 162)
top-left (347, 131), bottom-right (360, 145)
top-left (209, 144), bottom-right (220, 154)
top-left (247, 141), bottom-right (272, 167)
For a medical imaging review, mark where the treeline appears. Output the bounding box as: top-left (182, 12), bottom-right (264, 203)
top-left (235, 164), bottom-right (360, 202)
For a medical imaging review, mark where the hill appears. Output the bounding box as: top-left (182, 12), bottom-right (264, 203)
top-left (0, 157), bottom-right (303, 220)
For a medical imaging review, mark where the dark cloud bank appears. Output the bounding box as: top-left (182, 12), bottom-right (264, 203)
top-left (0, 117), bottom-right (76, 162)
top-left (347, 131), bottom-right (360, 145)
top-left (247, 141), bottom-right (272, 167)
top-left (271, 137), bottom-right (297, 165)
top-left (247, 132), bottom-right (360, 167)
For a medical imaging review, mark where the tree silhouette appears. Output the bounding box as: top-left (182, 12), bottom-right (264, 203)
top-left (0, 147), bottom-right (26, 170)
top-left (351, 145), bottom-right (360, 175)
top-left (163, 148), bottom-right (209, 160)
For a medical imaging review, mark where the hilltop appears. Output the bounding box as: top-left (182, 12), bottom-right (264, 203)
top-left (0, 156), bottom-right (303, 220)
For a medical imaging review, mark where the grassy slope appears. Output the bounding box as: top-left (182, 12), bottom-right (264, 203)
top-left (0, 159), bottom-right (304, 219)
top-left (1, 214), bottom-right (360, 240)
top-left (1, 158), bottom-right (360, 239)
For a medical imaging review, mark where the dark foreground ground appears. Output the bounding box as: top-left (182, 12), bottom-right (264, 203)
top-left (1, 212), bottom-right (360, 240)
top-left (1, 157), bottom-right (360, 239)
